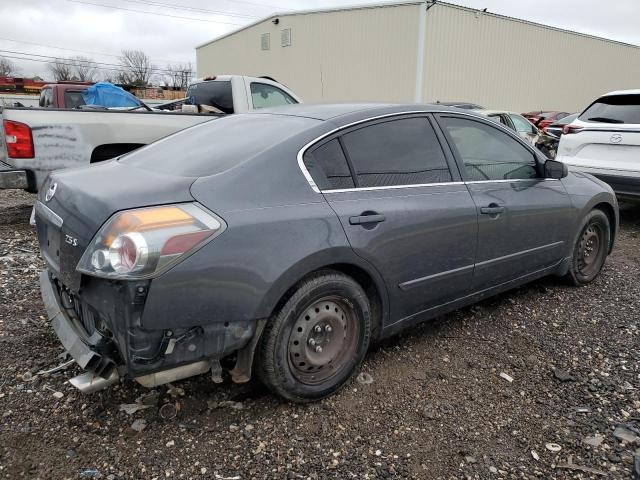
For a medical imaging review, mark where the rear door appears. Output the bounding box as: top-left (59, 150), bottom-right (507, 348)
top-left (302, 114), bottom-right (478, 324)
top-left (436, 114), bottom-right (573, 290)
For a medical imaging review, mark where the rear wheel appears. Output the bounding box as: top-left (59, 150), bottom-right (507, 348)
top-left (256, 271), bottom-right (371, 403)
top-left (565, 209), bottom-right (610, 286)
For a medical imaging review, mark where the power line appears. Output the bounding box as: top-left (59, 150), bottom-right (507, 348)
top-left (124, 0), bottom-right (259, 19)
top-left (66, 0), bottom-right (250, 25)
top-left (0, 35), bottom-right (192, 65)
top-left (0, 50), bottom-right (191, 76)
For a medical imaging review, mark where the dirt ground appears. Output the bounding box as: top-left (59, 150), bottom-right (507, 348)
top-left (0, 189), bottom-right (638, 479)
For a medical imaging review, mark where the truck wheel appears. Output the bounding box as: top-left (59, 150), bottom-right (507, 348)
top-left (565, 209), bottom-right (610, 286)
top-left (257, 271), bottom-right (371, 403)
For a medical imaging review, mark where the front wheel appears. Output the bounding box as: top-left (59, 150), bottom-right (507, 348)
top-left (256, 271), bottom-right (371, 403)
top-left (565, 209), bottom-right (610, 286)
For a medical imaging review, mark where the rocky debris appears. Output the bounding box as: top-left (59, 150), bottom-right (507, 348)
top-left (1, 192), bottom-right (640, 479)
top-left (545, 443), bottom-right (562, 452)
top-left (553, 368), bottom-right (575, 382)
top-left (583, 434), bottom-right (605, 447)
top-left (356, 372), bottom-right (374, 385)
top-left (130, 419), bottom-right (147, 432)
top-left (499, 372), bottom-right (514, 383)
top-left (613, 425), bottom-right (640, 444)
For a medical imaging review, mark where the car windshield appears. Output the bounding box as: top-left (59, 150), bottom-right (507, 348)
top-left (119, 113), bottom-right (318, 177)
top-left (579, 95), bottom-right (640, 124)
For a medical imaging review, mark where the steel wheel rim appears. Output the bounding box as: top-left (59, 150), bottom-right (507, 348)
top-left (288, 297), bottom-right (359, 385)
top-left (577, 223), bottom-right (603, 277)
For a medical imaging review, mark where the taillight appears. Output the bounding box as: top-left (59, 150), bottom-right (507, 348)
top-left (3, 120), bottom-right (34, 158)
top-left (77, 203), bottom-right (225, 279)
top-left (563, 124), bottom-right (583, 135)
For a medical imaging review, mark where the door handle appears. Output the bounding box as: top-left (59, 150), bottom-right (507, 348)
top-left (349, 213), bottom-right (386, 225)
top-left (480, 204), bottom-right (505, 215)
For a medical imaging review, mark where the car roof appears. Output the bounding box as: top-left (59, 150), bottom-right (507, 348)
top-left (475, 109), bottom-right (523, 116)
top-left (602, 89), bottom-right (640, 97)
top-left (255, 102), bottom-right (476, 123)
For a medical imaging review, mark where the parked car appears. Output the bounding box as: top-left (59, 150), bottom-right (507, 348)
top-left (542, 113), bottom-right (578, 138)
top-left (522, 111), bottom-right (571, 129)
top-left (36, 104), bottom-right (618, 402)
top-left (436, 101), bottom-right (485, 110)
top-left (39, 82), bottom-right (93, 109)
top-left (556, 90), bottom-right (640, 201)
top-left (0, 75), bottom-right (302, 191)
top-left (475, 110), bottom-right (559, 158)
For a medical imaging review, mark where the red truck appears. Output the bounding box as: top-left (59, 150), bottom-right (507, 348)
top-left (38, 82), bottom-right (93, 109)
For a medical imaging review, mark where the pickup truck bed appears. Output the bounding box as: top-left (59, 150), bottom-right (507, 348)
top-left (0, 107), bottom-right (217, 191)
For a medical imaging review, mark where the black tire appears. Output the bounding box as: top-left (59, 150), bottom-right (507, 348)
top-left (256, 271), bottom-right (371, 403)
top-left (565, 209), bottom-right (610, 286)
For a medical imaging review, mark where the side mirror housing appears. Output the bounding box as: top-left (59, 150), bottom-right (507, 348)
top-left (544, 159), bottom-right (568, 179)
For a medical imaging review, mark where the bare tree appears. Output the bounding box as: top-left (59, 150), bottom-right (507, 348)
top-left (70, 56), bottom-right (96, 82)
top-left (48, 58), bottom-right (73, 81)
top-left (165, 62), bottom-right (193, 90)
top-left (118, 50), bottom-right (154, 86)
top-left (0, 57), bottom-right (19, 77)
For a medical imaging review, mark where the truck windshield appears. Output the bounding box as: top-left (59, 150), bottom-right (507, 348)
top-left (580, 95), bottom-right (640, 124)
top-left (119, 113), bottom-right (318, 177)
top-left (186, 81), bottom-right (234, 113)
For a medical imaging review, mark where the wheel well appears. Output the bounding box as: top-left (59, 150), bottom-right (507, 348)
top-left (90, 143), bottom-right (145, 163)
top-left (269, 263), bottom-right (384, 342)
top-left (593, 202), bottom-right (616, 253)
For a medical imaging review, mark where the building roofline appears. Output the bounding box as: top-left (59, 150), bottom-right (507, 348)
top-left (195, 0), bottom-right (639, 50)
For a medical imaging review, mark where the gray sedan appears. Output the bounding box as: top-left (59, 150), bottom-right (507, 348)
top-left (35, 104), bottom-right (618, 402)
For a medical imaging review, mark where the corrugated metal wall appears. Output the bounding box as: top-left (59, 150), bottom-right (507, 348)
top-left (197, 2), bottom-right (640, 112)
top-left (421, 3), bottom-right (640, 112)
top-left (196, 3), bottom-right (420, 102)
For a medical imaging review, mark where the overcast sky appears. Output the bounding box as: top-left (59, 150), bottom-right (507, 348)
top-left (2, 0), bottom-right (640, 82)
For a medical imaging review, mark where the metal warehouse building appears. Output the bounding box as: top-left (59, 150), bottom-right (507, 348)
top-left (196, 1), bottom-right (640, 112)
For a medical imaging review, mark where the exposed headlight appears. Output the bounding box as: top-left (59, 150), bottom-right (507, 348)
top-left (77, 203), bottom-right (224, 279)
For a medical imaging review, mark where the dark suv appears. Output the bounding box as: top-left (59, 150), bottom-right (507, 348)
top-left (36, 104), bottom-right (618, 402)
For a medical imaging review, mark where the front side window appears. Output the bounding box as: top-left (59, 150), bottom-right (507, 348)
top-left (509, 114), bottom-right (536, 134)
top-left (340, 117), bottom-right (452, 188)
top-left (303, 139), bottom-right (354, 190)
top-left (440, 116), bottom-right (538, 181)
top-left (250, 83), bottom-right (297, 109)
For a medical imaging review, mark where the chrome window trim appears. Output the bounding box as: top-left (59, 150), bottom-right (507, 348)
top-left (296, 109), bottom-right (545, 194)
top-left (322, 181), bottom-right (465, 194)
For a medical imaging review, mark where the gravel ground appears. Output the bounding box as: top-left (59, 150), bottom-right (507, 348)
top-left (0, 189), bottom-right (639, 480)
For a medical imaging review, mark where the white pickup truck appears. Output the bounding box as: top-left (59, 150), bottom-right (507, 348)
top-left (0, 75), bottom-right (301, 191)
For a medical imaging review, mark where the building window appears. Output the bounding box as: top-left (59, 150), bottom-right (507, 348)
top-left (281, 28), bottom-right (291, 47)
top-left (261, 33), bottom-right (270, 50)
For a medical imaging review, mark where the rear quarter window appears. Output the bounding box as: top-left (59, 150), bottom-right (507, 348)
top-left (579, 94), bottom-right (640, 124)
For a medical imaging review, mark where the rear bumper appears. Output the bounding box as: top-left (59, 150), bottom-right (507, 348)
top-left (563, 164), bottom-right (640, 199)
top-left (0, 169), bottom-right (28, 189)
top-left (39, 269), bottom-right (119, 377)
top-left (591, 173), bottom-right (640, 199)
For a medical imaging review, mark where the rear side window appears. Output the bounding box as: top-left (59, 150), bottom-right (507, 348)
top-left (250, 83), bottom-right (298, 109)
top-left (39, 88), bottom-right (53, 107)
top-left (340, 117), bottom-right (452, 188)
top-left (64, 90), bottom-right (86, 109)
top-left (440, 116), bottom-right (538, 181)
top-left (509, 114), bottom-right (535, 134)
top-left (579, 94), bottom-right (640, 124)
top-left (186, 81), bottom-right (234, 113)
top-left (303, 139), bottom-right (354, 190)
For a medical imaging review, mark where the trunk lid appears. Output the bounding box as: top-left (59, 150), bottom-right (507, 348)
top-left (35, 160), bottom-right (195, 291)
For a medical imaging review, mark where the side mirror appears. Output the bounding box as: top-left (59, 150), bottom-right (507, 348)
top-left (544, 159), bottom-right (568, 179)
